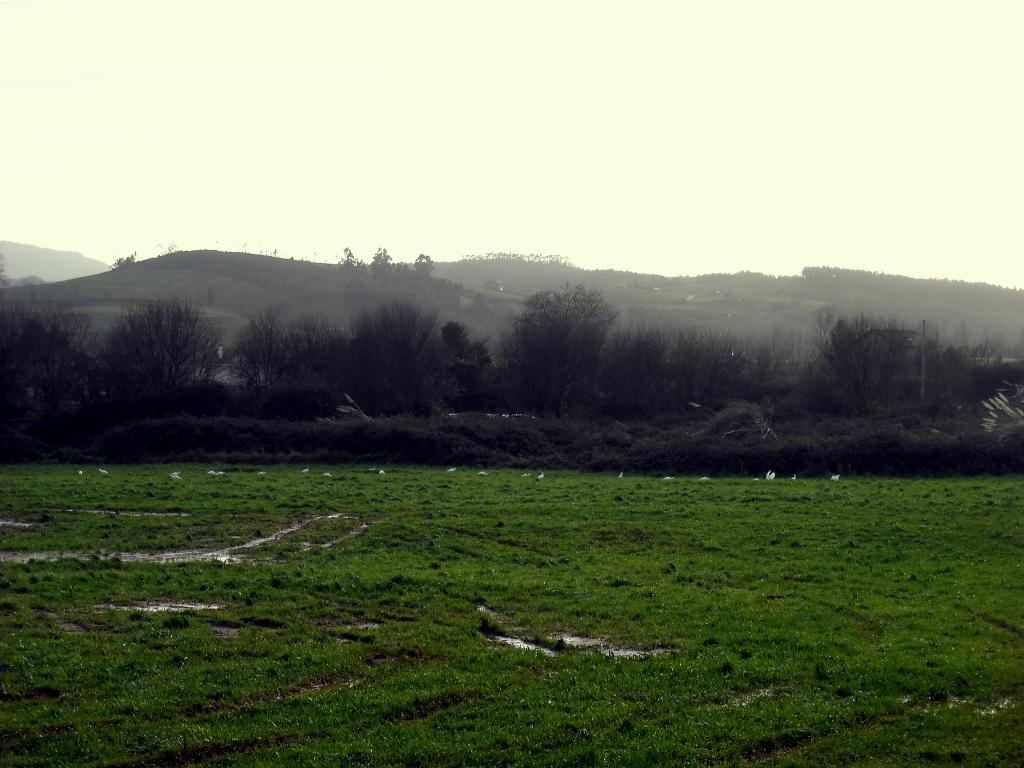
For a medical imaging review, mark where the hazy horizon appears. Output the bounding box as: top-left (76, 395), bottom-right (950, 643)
top-left (3, 2), bottom-right (1023, 289)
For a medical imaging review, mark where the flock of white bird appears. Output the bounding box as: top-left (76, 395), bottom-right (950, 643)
top-left (83, 467), bottom-right (843, 481)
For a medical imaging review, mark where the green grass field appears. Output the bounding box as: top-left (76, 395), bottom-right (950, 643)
top-left (1, 466), bottom-right (1021, 767)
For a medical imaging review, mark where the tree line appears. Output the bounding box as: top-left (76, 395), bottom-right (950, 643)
top-left (0, 285), bottom-right (1019, 423)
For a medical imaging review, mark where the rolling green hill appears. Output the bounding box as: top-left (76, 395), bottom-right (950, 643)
top-left (5, 250), bottom-right (1023, 351)
top-left (4, 251), bottom-right (497, 338)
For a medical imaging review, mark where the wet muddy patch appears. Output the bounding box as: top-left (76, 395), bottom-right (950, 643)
top-left (102, 600), bottom-right (224, 613)
top-left (62, 508), bottom-right (191, 518)
top-left (35, 608), bottom-right (87, 634)
top-left (0, 512), bottom-right (356, 564)
top-left (0, 686), bottom-right (62, 702)
top-left (553, 633), bottom-right (667, 658)
top-left (489, 634), bottom-right (557, 656)
top-left (340, 620), bottom-right (381, 630)
top-left (726, 687), bottom-right (774, 707)
top-left (476, 603), bottom-right (663, 658)
top-left (210, 623), bottom-right (241, 640)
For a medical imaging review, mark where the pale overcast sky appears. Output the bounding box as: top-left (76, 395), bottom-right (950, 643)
top-left (2, 1), bottom-right (1022, 287)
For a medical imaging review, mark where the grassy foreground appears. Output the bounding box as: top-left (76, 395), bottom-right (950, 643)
top-left (0, 465), bottom-right (1021, 767)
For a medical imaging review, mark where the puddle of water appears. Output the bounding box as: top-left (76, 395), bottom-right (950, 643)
top-left (62, 509), bottom-right (191, 518)
top-left (341, 621), bottom-right (381, 630)
top-left (554, 633), bottom-right (666, 658)
top-left (557, 635), bottom-right (604, 648)
top-left (0, 512), bottom-right (354, 564)
top-left (978, 697), bottom-right (1013, 715)
top-left (0, 520), bottom-right (33, 528)
top-left (730, 688), bottom-right (773, 707)
top-left (320, 522), bottom-right (369, 549)
top-left (490, 634), bottom-right (557, 656)
top-left (478, 605), bottom-right (663, 659)
top-left (102, 601), bottom-right (223, 612)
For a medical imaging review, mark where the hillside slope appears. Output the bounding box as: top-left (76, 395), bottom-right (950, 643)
top-left (4, 251), bottom-right (505, 338)
top-left (435, 256), bottom-right (1024, 347)
top-left (0, 241), bottom-right (109, 282)
top-left (5, 250), bottom-right (1023, 351)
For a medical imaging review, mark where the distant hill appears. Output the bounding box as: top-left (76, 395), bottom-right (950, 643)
top-left (6, 250), bottom-right (1023, 352)
top-left (435, 255), bottom-right (1024, 349)
top-left (0, 241), bottom-right (109, 282)
top-left (4, 251), bottom-right (506, 339)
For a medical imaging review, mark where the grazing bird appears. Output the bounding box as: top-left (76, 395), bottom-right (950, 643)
top-left (256, 471), bottom-right (266, 476)
top-left (791, 474), bottom-right (797, 480)
top-left (478, 471), bottom-right (489, 476)
top-left (536, 472), bottom-right (544, 480)
top-left (831, 474), bottom-right (841, 481)
top-left (78, 470), bottom-right (83, 475)
top-left (699, 476), bottom-right (710, 481)
top-left (378, 469), bottom-right (386, 475)
top-left (301, 467), bottom-right (310, 474)
top-left (98, 468), bottom-right (108, 475)
top-left (766, 471), bottom-right (776, 480)
top-left (521, 473), bottom-right (531, 477)
top-left (618, 471), bottom-right (623, 478)
top-left (663, 476), bottom-right (674, 481)
top-left (322, 472), bottom-right (332, 477)
top-left (447, 467), bottom-right (457, 472)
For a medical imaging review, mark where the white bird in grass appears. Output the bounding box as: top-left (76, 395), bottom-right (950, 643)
top-left (766, 471), bottom-right (776, 480)
top-left (77, 470), bottom-right (83, 475)
top-left (536, 472), bottom-right (544, 480)
top-left (831, 474), bottom-right (841, 481)
top-left (322, 472), bottom-right (332, 478)
top-left (618, 471), bottom-right (623, 479)
top-left (378, 469), bottom-right (386, 475)
top-left (700, 476), bottom-right (710, 481)
top-left (301, 467), bottom-right (310, 474)
top-left (447, 467), bottom-right (457, 472)
top-left (256, 471), bottom-right (266, 477)
top-left (521, 473), bottom-right (531, 477)
top-left (98, 468), bottom-right (108, 475)
top-left (477, 471), bottom-right (488, 476)
top-left (663, 476), bottom-right (675, 481)
top-left (791, 474), bottom-right (797, 480)
top-left (169, 471), bottom-right (181, 479)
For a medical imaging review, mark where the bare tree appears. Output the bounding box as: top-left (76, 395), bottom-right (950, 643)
top-left (283, 314), bottom-right (347, 383)
top-left (350, 300), bottom-right (443, 414)
top-left (501, 285), bottom-right (617, 416)
top-left (105, 298), bottom-right (220, 397)
top-left (814, 312), bottom-right (914, 413)
top-left (599, 324), bottom-right (671, 417)
top-left (234, 307), bottom-right (290, 389)
top-left (667, 328), bottom-right (748, 405)
top-left (10, 303), bottom-right (94, 412)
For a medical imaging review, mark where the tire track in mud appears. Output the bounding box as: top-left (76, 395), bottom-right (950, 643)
top-left (0, 513), bottom-right (369, 564)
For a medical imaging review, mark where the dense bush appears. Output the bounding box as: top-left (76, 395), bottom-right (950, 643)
top-left (78, 413), bottom-right (1024, 475)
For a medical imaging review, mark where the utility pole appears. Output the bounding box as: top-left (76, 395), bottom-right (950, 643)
top-left (920, 319), bottom-right (927, 401)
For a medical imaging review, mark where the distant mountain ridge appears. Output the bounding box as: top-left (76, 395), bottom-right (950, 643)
top-left (6, 250), bottom-right (1023, 353)
top-left (0, 241), bottom-right (109, 283)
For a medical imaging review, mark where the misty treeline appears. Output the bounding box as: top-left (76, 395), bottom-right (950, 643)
top-left (0, 286), bottom-right (1020, 423)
